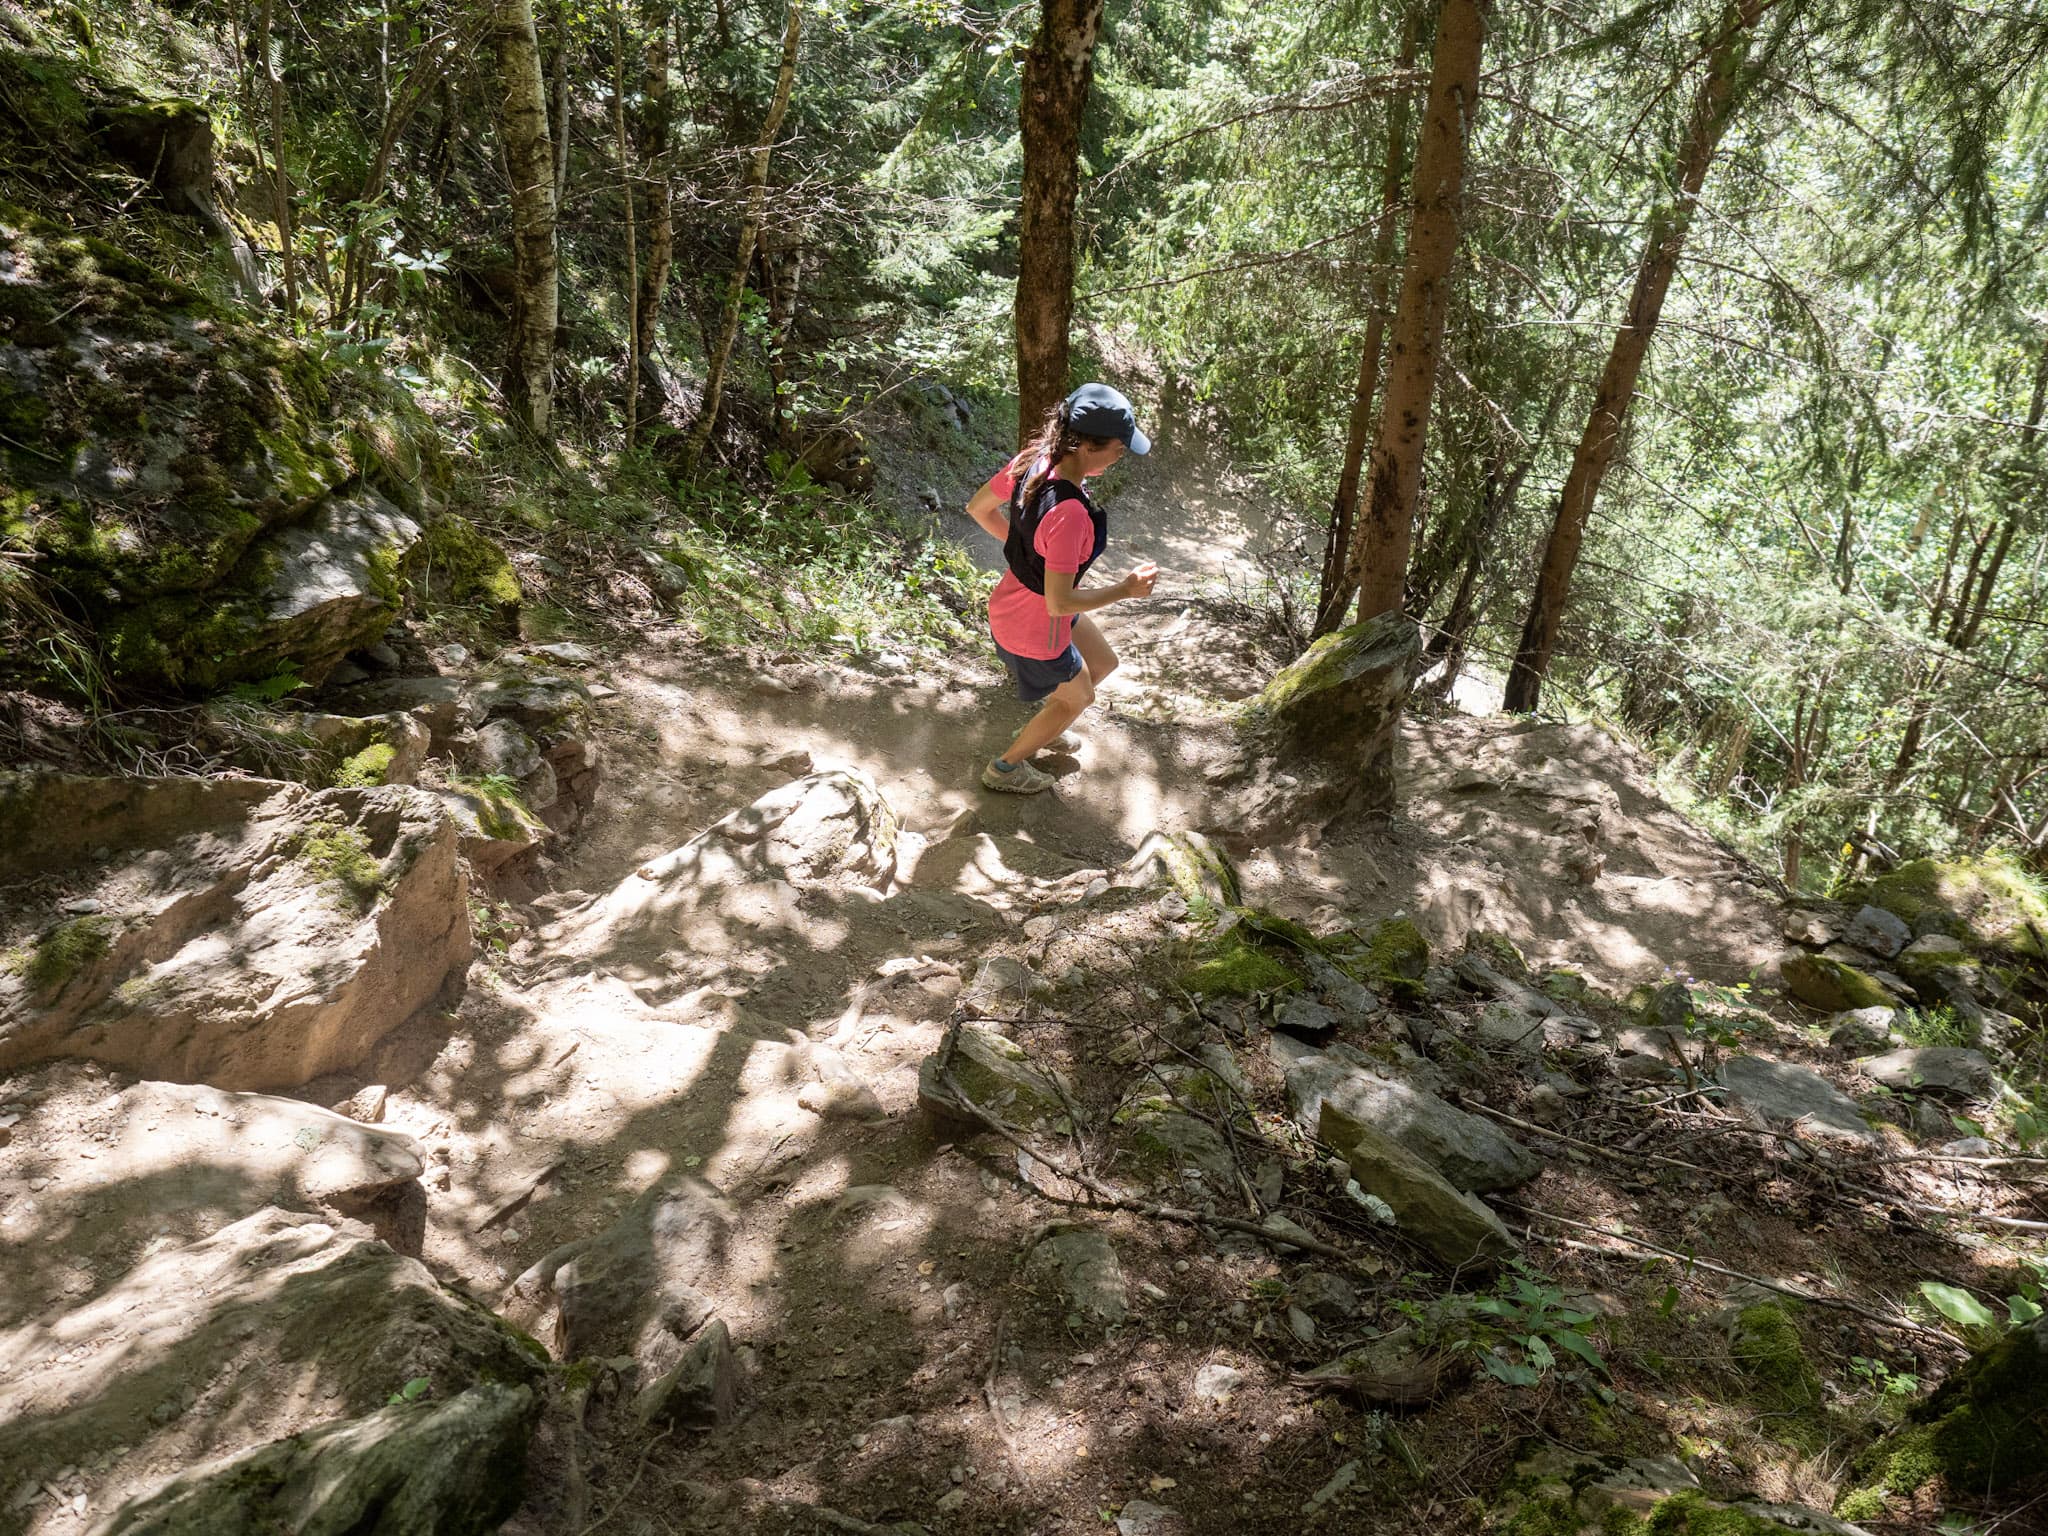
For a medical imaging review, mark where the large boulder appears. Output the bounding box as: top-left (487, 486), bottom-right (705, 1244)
top-left (1778, 949), bottom-right (1901, 1012)
top-left (1841, 852), bottom-right (2048, 960)
top-left (1717, 1056), bottom-right (1878, 1146)
top-left (539, 770), bottom-right (895, 1000)
top-left (1236, 613), bottom-right (1422, 819)
top-left (1284, 1049), bottom-right (1540, 1192)
top-left (0, 1068), bottom-right (425, 1324)
top-left (508, 1176), bottom-right (734, 1371)
top-left (0, 204), bottom-right (438, 694)
top-left (1320, 1102), bottom-right (1517, 1271)
top-left (0, 1209), bottom-right (545, 1528)
top-left (0, 773), bottom-right (470, 1090)
top-left (90, 1382), bottom-right (538, 1536)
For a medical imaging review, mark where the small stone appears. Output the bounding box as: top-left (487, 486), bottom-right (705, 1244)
top-left (1193, 1363), bottom-right (1244, 1401)
top-left (1844, 904), bottom-right (1912, 959)
top-left (530, 641), bottom-right (597, 666)
top-left (339, 1085), bottom-right (388, 1123)
top-left (935, 1489), bottom-right (967, 1514)
top-left (1157, 892), bottom-right (1190, 920)
top-left (1116, 1500), bottom-right (1178, 1536)
top-left (763, 748), bottom-right (813, 775)
top-left (942, 1283), bottom-right (970, 1322)
top-left (1940, 1137), bottom-right (1996, 1157)
top-left (61, 898), bottom-right (103, 915)
top-left (1286, 1305), bottom-right (1317, 1344)
top-left (1525, 1083), bottom-right (1567, 1125)
top-left (429, 643), bottom-right (470, 670)
top-left (1023, 915), bottom-right (1058, 941)
top-left (1295, 1271), bottom-right (1359, 1322)
top-left (1083, 878), bottom-right (1110, 900)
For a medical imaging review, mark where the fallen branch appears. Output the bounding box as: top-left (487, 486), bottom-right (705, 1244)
top-left (936, 1066), bottom-right (1375, 1269)
top-left (1506, 1200), bottom-right (1962, 1352)
top-left (983, 1315), bottom-right (1016, 1449)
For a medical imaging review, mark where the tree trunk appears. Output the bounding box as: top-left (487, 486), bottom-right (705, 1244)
top-left (759, 226), bottom-right (804, 451)
top-left (1503, 0), bottom-right (1761, 712)
top-left (1014, 0), bottom-right (1106, 444)
top-left (1315, 7), bottom-right (1421, 636)
top-left (257, 0), bottom-right (297, 317)
top-left (1348, 0), bottom-right (1487, 623)
top-left (633, 8), bottom-right (674, 434)
top-left (492, 0), bottom-right (560, 435)
top-left (680, 0), bottom-right (800, 475)
top-left (611, 0), bottom-right (640, 447)
top-left (549, 1), bottom-right (570, 209)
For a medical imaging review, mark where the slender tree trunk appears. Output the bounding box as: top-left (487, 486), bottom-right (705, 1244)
top-left (633, 9), bottom-right (674, 432)
top-left (492, 0), bottom-right (560, 435)
top-left (611, 1), bottom-right (641, 447)
top-left (1315, 7), bottom-right (1421, 635)
top-left (1014, 0), bottom-right (1106, 444)
top-left (257, 0), bottom-right (298, 317)
top-left (549, 3), bottom-right (571, 210)
top-left (1348, 0), bottom-right (1487, 624)
top-left (759, 227), bottom-right (804, 450)
top-left (1503, 0), bottom-right (1761, 711)
top-left (680, 0), bottom-right (800, 475)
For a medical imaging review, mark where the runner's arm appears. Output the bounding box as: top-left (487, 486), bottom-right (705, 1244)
top-left (1044, 565), bottom-right (1155, 616)
top-left (964, 480), bottom-right (1009, 539)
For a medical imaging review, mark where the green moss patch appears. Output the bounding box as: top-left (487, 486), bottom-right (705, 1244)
top-left (1843, 852), bottom-right (2048, 959)
top-left (26, 913), bottom-right (115, 992)
top-left (1837, 1317), bottom-right (2048, 1514)
top-left (1351, 916), bottom-right (1429, 1002)
top-left (420, 516), bottom-right (522, 611)
top-left (1729, 1302), bottom-right (1822, 1412)
top-left (331, 741), bottom-right (396, 789)
top-left (294, 821), bottom-right (388, 910)
top-left (1182, 927), bottom-right (1301, 998)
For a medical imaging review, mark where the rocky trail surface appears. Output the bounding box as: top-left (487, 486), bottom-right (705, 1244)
top-left (3, 444), bottom-right (2047, 1536)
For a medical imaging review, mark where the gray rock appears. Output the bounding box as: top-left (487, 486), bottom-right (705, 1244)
top-left (1320, 1103), bottom-right (1517, 1270)
top-left (362, 641), bottom-right (401, 671)
top-left (1125, 1110), bottom-right (1236, 1185)
top-left (918, 1023), bottom-right (1071, 1132)
top-left (1275, 997), bottom-right (1341, 1042)
top-left (1473, 1001), bottom-right (1547, 1066)
top-left (467, 718), bottom-right (541, 781)
top-left (1827, 1006), bottom-right (1900, 1053)
top-left (1029, 1226), bottom-right (1127, 1324)
top-left (1941, 1137), bottom-right (1996, 1157)
top-left (94, 1382), bottom-right (539, 1536)
top-left (0, 775), bottom-right (471, 1090)
top-left (1858, 1047), bottom-right (2003, 1100)
top-left (0, 1209), bottom-right (544, 1528)
top-left (1717, 1056), bottom-right (1879, 1145)
top-left (1898, 933), bottom-right (1968, 968)
top-left (1115, 1499), bottom-right (1180, 1536)
top-left (1259, 1213), bottom-right (1320, 1253)
top-left (635, 1319), bottom-right (736, 1429)
top-left (1284, 1052), bottom-right (1540, 1192)
top-left (968, 955), bottom-right (1051, 1003)
top-left (510, 1177), bottom-right (732, 1371)
top-left (1779, 948), bottom-right (1902, 1012)
top-left (1844, 904), bottom-right (1912, 959)
top-left (1525, 1083), bottom-right (1568, 1124)
top-left (518, 757), bottom-right (559, 813)
top-left (1295, 1271), bottom-right (1360, 1322)
top-left (1781, 909), bottom-right (1834, 946)
top-left (1192, 1363), bottom-right (1245, 1401)
top-left (530, 641), bottom-right (597, 666)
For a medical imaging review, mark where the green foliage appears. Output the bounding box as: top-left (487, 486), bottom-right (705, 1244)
top-left (386, 1375), bottom-right (431, 1407)
top-left (1457, 1261), bottom-right (1609, 1389)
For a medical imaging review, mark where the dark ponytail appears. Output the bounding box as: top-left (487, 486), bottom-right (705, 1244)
top-left (1014, 396), bottom-right (1116, 514)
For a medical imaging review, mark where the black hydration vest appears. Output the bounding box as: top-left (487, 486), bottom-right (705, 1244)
top-left (1003, 471), bottom-right (1107, 595)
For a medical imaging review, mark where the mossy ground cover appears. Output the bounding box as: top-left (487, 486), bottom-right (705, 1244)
top-left (1843, 852), bottom-right (2048, 959)
top-left (293, 821), bottom-right (387, 910)
top-left (21, 913), bottom-right (116, 992)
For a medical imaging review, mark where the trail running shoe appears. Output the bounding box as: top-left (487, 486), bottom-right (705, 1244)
top-left (981, 757), bottom-right (1055, 794)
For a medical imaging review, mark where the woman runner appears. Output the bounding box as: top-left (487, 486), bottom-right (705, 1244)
top-left (963, 382), bottom-right (1159, 794)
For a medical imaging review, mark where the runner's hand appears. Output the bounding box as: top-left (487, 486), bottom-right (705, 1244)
top-left (1121, 562), bottom-right (1159, 600)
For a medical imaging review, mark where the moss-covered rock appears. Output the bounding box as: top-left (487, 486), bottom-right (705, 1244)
top-left (419, 514), bottom-right (523, 613)
top-left (917, 1022), bottom-right (1072, 1132)
top-left (24, 913), bottom-right (117, 995)
top-left (1352, 916), bottom-right (1429, 1002)
top-left (1779, 949), bottom-right (1901, 1012)
top-left (1841, 853), bottom-right (2048, 960)
top-left (1837, 1313), bottom-right (2048, 1514)
top-left (1181, 925), bottom-right (1302, 998)
top-left (1728, 1301), bottom-right (1822, 1412)
top-left (0, 199), bottom-right (436, 695)
top-left (1238, 612), bottom-right (1421, 815)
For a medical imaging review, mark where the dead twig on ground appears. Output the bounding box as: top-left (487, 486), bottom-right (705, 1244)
top-left (1508, 1200), bottom-right (1963, 1352)
top-left (983, 1315), bottom-right (1017, 1448)
top-left (937, 1066), bottom-right (1375, 1269)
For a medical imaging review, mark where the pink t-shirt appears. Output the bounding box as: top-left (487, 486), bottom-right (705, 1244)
top-left (985, 460), bottom-right (1096, 660)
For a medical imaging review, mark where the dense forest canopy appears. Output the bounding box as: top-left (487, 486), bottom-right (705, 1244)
top-left (2, 0), bottom-right (2047, 890)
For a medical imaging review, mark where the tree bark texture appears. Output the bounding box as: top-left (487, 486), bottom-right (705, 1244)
top-left (492, 0), bottom-right (560, 435)
top-left (633, 10), bottom-right (674, 433)
top-left (1014, 0), bottom-right (1106, 446)
top-left (1349, 0), bottom-right (1486, 624)
top-left (681, 0), bottom-right (800, 474)
top-left (549, 0), bottom-right (571, 209)
top-left (257, 0), bottom-right (298, 317)
top-left (1503, 0), bottom-right (1762, 711)
top-left (611, 0), bottom-right (641, 447)
top-left (1315, 7), bottom-right (1420, 636)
